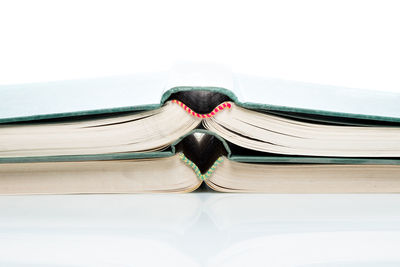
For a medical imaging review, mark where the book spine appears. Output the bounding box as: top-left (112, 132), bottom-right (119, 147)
top-left (178, 153), bottom-right (223, 181)
top-left (171, 100), bottom-right (231, 118)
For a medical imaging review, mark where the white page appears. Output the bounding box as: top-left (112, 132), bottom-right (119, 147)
top-left (0, 65), bottom-right (399, 122)
top-left (235, 73), bottom-right (400, 119)
top-left (0, 72), bottom-right (168, 121)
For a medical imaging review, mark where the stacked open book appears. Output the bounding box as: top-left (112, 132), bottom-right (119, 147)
top-left (1, 65), bottom-right (400, 193)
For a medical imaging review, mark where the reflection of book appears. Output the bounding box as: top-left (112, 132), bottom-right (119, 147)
top-left (0, 195), bottom-right (204, 265)
top-left (0, 194), bottom-right (202, 232)
top-left (1, 64), bottom-right (400, 193)
top-left (205, 194), bottom-right (400, 267)
top-left (205, 194), bottom-right (400, 232)
top-left (206, 194), bottom-right (400, 267)
top-left (1, 194), bottom-right (400, 266)
top-left (208, 231), bottom-right (400, 267)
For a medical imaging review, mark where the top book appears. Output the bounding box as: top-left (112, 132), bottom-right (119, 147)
top-left (1, 63), bottom-right (400, 194)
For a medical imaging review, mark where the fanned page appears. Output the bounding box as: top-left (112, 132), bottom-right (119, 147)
top-left (1, 99), bottom-right (400, 159)
top-left (0, 154), bottom-right (202, 194)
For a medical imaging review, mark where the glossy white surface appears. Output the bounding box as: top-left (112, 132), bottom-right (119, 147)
top-left (1, 193), bottom-right (400, 266)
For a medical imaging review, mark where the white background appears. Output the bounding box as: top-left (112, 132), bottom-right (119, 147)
top-left (0, 0), bottom-right (400, 93)
top-left (1, 1), bottom-right (400, 266)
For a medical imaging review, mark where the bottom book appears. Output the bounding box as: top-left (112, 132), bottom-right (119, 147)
top-left (1, 152), bottom-right (400, 194)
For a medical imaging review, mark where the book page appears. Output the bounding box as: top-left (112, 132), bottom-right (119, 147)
top-left (235, 73), bottom-right (400, 119)
top-left (0, 72), bottom-right (168, 122)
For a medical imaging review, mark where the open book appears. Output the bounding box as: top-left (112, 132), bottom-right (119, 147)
top-left (1, 64), bottom-right (400, 193)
